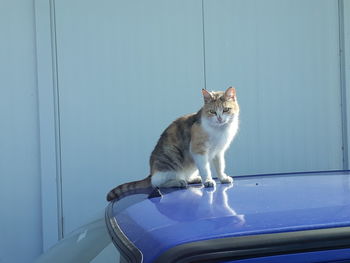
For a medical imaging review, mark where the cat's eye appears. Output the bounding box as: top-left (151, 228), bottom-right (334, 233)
top-left (223, 107), bottom-right (231, 113)
top-left (209, 110), bottom-right (216, 115)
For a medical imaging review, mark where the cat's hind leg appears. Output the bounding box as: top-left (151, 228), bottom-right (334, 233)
top-left (186, 170), bottom-right (202, 184)
top-left (151, 171), bottom-right (187, 188)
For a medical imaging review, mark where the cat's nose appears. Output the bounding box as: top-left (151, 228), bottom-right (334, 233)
top-left (217, 116), bottom-right (223, 122)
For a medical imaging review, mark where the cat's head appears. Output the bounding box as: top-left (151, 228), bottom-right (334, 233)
top-left (201, 87), bottom-right (239, 127)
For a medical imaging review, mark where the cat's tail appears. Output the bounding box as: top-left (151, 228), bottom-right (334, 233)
top-left (106, 175), bottom-right (153, 202)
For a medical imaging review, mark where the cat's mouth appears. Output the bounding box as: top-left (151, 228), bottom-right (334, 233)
top-left (214, 120), bottom-right (228, 126)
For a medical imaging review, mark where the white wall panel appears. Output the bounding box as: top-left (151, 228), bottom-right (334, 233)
top-left (204, 0), bottom-right (344, 175)
top-left (54, 0), bottom-right (205, 235)
top-left (0, 0), bottom-right (42, 262)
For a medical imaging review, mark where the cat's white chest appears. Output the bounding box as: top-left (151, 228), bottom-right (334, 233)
top-left (204, 117), bottom-right (238, 158)
top-left (208, 127), bottom-right (234, 154)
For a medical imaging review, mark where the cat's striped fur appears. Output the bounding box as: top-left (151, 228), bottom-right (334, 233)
top-left (106, 87), bottom-right (239, 201)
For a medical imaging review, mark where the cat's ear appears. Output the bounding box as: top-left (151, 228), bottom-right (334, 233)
top-left (202, 89), bottom-right (213, 103)
top-left (224, 87), bottom-right (236, 101)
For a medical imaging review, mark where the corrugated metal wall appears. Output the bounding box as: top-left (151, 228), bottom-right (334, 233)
top-left (1, 0), bottom-right (349, 262)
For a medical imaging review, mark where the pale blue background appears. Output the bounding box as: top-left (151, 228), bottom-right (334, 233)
top-left (1, 0), bottom-right (350, 262)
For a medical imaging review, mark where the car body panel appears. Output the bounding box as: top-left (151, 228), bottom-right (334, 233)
top-left (107, 171), bottom-right (350, 262)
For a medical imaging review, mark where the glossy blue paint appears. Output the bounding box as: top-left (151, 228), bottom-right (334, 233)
top-left (224, 248), bottom-right (350, 263)
top-left (110, 171), bottom-right (350, 262)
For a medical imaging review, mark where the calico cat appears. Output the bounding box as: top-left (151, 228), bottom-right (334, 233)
top-left (106, 87), bottom-right (239, 201)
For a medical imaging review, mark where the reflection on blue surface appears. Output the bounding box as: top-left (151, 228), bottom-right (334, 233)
top-left (111, 171), bottom-right (350, 263)
top-left (151, 184), bottom-right (245, 224)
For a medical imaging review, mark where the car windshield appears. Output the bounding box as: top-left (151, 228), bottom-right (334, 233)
top-left (35, 214), bottom-right (119, 263)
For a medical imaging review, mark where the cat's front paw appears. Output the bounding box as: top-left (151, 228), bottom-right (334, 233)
top-left (204, 179), bottom-right (216, 188)
top-left (219, 174), bottom-right (234, 184)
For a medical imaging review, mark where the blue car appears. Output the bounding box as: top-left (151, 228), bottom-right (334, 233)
top-left (36, 171), bottom-right (350, 263)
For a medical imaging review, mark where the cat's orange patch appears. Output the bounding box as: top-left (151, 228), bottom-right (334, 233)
top-left (191, 123), bottom-right (208, 155)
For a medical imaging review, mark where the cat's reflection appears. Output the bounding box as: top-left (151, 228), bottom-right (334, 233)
top-left (153, 184), bottom-right (245, 226)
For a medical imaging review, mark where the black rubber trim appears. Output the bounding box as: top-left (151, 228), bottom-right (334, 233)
top-left (105, 203), bottom-right (142, 263)
top-left (154, 227), bottom-right (350, 263)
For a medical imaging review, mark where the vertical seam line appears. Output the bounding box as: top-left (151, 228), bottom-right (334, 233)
top-left (338, 0), bottom-right (348, 170)
top-left (49, 0), bottom-right (64, 239)
top-left (201, 0), bottom-right (207, 90)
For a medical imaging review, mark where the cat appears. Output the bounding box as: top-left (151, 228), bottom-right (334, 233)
top-left (106, 87), bottom-right (239, 201)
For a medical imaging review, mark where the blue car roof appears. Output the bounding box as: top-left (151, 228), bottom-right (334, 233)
top-left (107, 171), bottom-right (350, 262)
